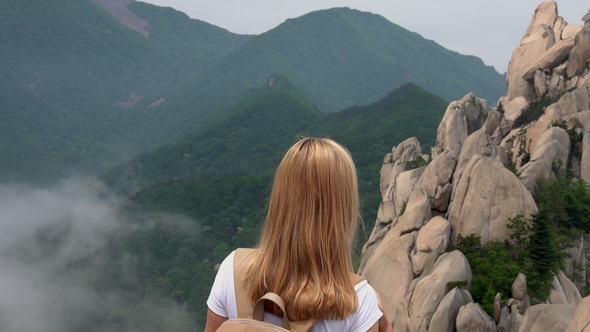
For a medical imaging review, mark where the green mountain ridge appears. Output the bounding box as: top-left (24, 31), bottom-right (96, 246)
top-left (169, 7), bottom-right (504, 122)
top-left (0, 0), bottom-right (500, 186)
top-left (0, 0), bottom-right (251, 182)
top-left (101, 74), bottom-right (448, 209)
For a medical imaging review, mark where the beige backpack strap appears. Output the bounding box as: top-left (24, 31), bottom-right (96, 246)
top-left (233, 248), bottom-right (258, 318)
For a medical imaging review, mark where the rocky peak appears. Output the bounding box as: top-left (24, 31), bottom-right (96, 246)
top-left (361, 2), bottom-right (590, 331)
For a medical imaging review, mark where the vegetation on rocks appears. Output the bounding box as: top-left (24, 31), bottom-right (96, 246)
top-left (455, 175), bottom-right (590, 315)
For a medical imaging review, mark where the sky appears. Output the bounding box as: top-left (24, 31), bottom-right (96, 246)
top-left (138, 0), bottom-right (589, 74)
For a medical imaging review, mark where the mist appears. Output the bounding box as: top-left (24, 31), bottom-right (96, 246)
top-left (0, 178), bottom-right (199, 332)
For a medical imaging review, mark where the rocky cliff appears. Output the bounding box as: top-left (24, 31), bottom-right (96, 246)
top-left (361, 2), bottom-right (590, 331)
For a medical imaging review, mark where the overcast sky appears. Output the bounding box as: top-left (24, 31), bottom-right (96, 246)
top-left (139, 0), bottom-right (589, 74)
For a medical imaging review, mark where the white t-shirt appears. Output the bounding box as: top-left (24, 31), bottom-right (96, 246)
top-left (207, 251), bottom-right (382, 332)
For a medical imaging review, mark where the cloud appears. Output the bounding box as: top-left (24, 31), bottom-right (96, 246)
top-left (0, 179), bottom-right (198, 332)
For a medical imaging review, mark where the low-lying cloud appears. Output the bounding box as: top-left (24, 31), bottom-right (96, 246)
top-left (0, 179), bottom-right (198, 332)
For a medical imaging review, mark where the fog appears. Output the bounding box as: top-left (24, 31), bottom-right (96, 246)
top-left (0, 179), bottom-right (198, 332)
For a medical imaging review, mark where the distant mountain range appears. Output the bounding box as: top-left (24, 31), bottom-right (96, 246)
top-left (0, 0), bottom-right (503, 183)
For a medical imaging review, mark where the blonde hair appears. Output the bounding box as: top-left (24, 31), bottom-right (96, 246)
top-left (244, 137), bottom-right (359, 320)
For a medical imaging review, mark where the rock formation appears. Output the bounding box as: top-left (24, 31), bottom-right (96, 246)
top-left (361, 2), bottom-right (590, 331)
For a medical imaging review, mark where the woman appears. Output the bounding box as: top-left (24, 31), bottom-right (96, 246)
top-left (205, 137), bottom-right (391, 331)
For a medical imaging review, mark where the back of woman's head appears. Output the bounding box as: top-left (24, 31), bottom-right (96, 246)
top-left (244, 137), bottom-right (359, 320)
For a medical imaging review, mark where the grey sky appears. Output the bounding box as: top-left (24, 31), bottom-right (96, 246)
top-left (138, 0), bottom-right (589, 73)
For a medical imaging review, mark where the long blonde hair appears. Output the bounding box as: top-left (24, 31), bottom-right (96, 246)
top-left (244, 137), bottom-right (359, 320)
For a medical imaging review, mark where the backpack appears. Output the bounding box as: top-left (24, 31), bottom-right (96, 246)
top-left (216, 248), bottom-right (365, 332)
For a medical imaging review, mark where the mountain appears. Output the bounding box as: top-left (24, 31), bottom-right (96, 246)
top-left (0, 1), bottom-right (500, 185)
top-left (169, 7), bottom-right (504, 123)
top-left (101, 75), bottom-right (447, 198)
top-left (0, 0), bottom-right (251, 182)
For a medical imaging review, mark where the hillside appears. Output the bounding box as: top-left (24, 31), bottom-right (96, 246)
top-left (0, 0), bottom-right (251, 182)
top-left (170, 7), bottom-right (504, 122)
top-left (101, 75), bottom-right (447, 200)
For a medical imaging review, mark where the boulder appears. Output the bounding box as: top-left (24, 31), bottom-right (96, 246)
top-left (448, 155), bottom-right (538, 243)
top-left (492, 293), bottom-right (501, 323)
top-left (511, 304), bottom-right (524, 331)
top-left (566, 23), bottom-right (590, 78)
top-left (432, 97), bottom-right (473, 158)
top-left (502, 96), bottom-right (530, 121)
top-left (519, 157), bottom-right (556, 194)
top-left (547, 276), bottom-right (569, 305)
top-left (361, 138), bottom-right (426, 272)
top-left (507, 2), bottom-right (557, 101)
top-left (582, 121), bottom-right (590, 184)
top-left (561, 24), bottom-right (584, 40)
top-left (564, 236), bottom-right (587, 292)
top-left (453, 127), bottom-right (495, 185)
top-left (567, 110), bottom-right (590, 128)
top-left (554, 17), bottom-right (568, 41)
top-left (520, 125), bottom-right (570, 189)
top-left (557, 271), bottom-right (582, 306)
top-left (455, 303), bottom-right (496, 332)
top-left (395, 150), bottom-right (457, 238)
top-left (491, 112), bottom-right (512, 148)
top-left (519, 304), bottom-right (577, 332)
top-left (411, 216), bottom-right (451, 277)
top-left (497, 307), bottom-right (511, 332)
top-left (529, 126), bottom-right (570, 177)
top-left (549, 65), bottom-right (567, 97)
top-left (565, 295), bottom-right (590, 332)
top-left (512, 273), bottom-right (528, 301)
top-left (407, 251), bottom-right (472, 332)
top-left (520, 1), bottom-right (558, 44)
top-left (429, 288), bottom-right (474, 332)
top-left (535, 69), bottom-right (549, 97)
top-left (525, 102), bottom-right (562, 153)
top-left (558, 88), bottom-right (589, 116)
top-left (361, 232), bottom-right (416, 321)
top-left (523, 38), bottom-right (576, 81)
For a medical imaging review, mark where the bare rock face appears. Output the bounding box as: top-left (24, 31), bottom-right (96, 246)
top-left (431, 97), bottom-right (471, 158)
top-left (411, 216), bottom-right (451, 277)
top-left (557, 271), bottom-right (582, 306)
top-left (360, 138), bottom-right (426, 273)
top-left (407, 251), bottom-right (472, 332)
top-left (565, 295), bottom-right (590, 332)
top-left (397, 150), bottom-right (457, 233)
top-left (564, 236), bottom-right (587, 292)
top-left (519, 304), bottom-right (577, 332)
top-left (558, 87), bottom-right (590, 116)
top-left (455, 303), bottom-right (496, 332)
top-left (362, 233), bottom-right (416, 323)
top-left (561, 24), bottom-right (584, 40)
top-left (523, 38), bottom-right (576, 81)
top-left (581, 121), bottom-right (590, 184)
top-left (525, 102), bottom-right (562, 153)
top-left (91, 0), bottom-right (150, 37)
top-left (567, 110), bottom-right (590, 128)
top-left (507, 1), bottom-right (557, 101)
top-left (566, 22), bottom-right (590, 78)
top-left (501, 96), bottom-right (530, 121)
top-left (448, 155), bottom-right (537, 243)
top-left (520, 126), bottom-right (570, 193)
top-left (376, 138), bottom-right (426, 234)
top-left (429, 288), bottom-right (473, 332)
